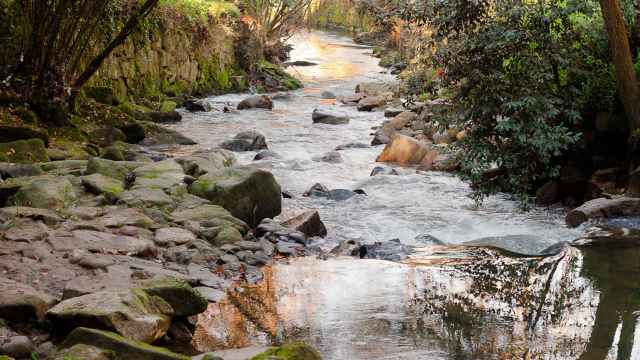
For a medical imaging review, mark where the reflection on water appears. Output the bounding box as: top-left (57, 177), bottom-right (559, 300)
top-left (178, 30), bottom-right (640, 359)
top-left (194, 247), bottom-right (640, 359)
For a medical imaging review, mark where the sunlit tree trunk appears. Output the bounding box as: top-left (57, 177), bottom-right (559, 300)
top-left (599, 0), bottom-right (640, 131)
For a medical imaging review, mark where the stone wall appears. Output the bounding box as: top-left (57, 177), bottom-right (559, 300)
top-left (91, 20), bottom-right (245, 101)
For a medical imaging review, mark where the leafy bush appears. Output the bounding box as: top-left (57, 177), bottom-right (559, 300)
top-left (407, 0), bottom-right (620, 205)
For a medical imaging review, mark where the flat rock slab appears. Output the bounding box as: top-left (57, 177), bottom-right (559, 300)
top-left (48, 230), bottom-right (154, 255)
top-left (566, 197), bottom-right (640, 228)
top-left (48, 289), bottom-right (173, 343)
top-left (96, 208), bottom-right (155, 228)
top-left (0, 277), bottom-right (57, 322)
top-left (133, 159), bottom-right (185, 190)
top-left (154, 227), bottom-right (196, 247)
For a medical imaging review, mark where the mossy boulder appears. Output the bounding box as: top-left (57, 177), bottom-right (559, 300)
top-left (61, 328), bottom-right (189, 360)
top-left (139, 277), bottom-right (208, 317)
top-left (139, 121), bottom-right (196, 146)
top-left (11, 176), bottom-right (76, 209)
top-left (54, 344), bottom-right (115, 360)
top-left (256, 60), bottom-right (303, 92)
top-left (133, 159), bottom-right (185, 190)
top-left (251, 343), bottom-right (322, 360)
top-left (47, 289), bottom-right (173, 343)
top-left (85, 87), bottom-right (120, 106)
top-left (0, 138), bottom-right (49, 164)
top-left (169, 205), bottom-right (248, 233)
top-left (118, 187), bottom-right (175, 211)
top-left (81, 174), bottom-right (125, 198)
top-left (159, 101), bottom-right (177, 113)
top-left (189, 167), bottom-right (282, 227)
top-left (0, 125), bottom-right (49, 146)
top-left (86, 157), bottom-right (142, 181)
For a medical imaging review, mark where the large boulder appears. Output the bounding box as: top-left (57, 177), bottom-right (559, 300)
top-left (189, 168), bottom-right (282, 227)
top-left (47, 289), bottom-right (173, 343)
top-left (139, 277), bottom-right (208, 317)
top-left (60, 327), bottom-right (189, 360)
top-left (237, 95), bottom-right (274, 110)
top-left (11, 176), bottom-right (76, 209)
top-left (0, 277), bottom-right (57, 322)
top-left (220, 131), bottom-right (268, 152)
top-left (0, 138), bottom-right (49, 164)
top-left (312, 109), bottom-right (349, 125)
top-left (376, 135), bottom-right (433, 166)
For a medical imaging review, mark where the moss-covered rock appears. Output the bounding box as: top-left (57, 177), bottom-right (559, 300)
top-left (11, 176), bottom-right (76, 209)
top-left (138, 121), bottom-right (196, 146)
top-left (86, 157), bottom-right (137, 181)
top-left (189, 167), bottom-right (282, 227)
top-left (251, 343), bottom-right (322, 360)
top-left (81, 174), bottom-right (125, 198)
top-left (0, 138), bottom-right (49, 164)
top-left (85, 87), bottom-right (120, 106)
top-left (47, 289), bottom-right (173, 344)
top-left (170, 205), bottom-right (248, 233)
top-left (54, 344), bottom-right (115, 360)
top-left (159, 101), bottom-right (177, 113)
top-left (133, 159), bottom-right (185, 190)
top-left (139, 277), bottom-right (208, 317)
top-left (61, 328), bottom-right (189, 360)
top-left (255, 60), bottom-right (303, 92)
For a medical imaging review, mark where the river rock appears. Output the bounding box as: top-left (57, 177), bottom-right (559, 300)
top-left (0, 277), bottom-right (57, 322)
top-left (86, 157), bottom-right (130, 181)
top-left (335, 142), bottom-right (369, 151)
top-left (11, 176), bottom-right (76, 209)
top-left (133, 159), bottom-right (185, 190)
top-left (370, 166), bottom-right (399, 176)
top-left (0, 163), bottom-right (43, 179)
top-left (220, 131), bottom-right (268, 152)
top-left (154, 227), bottom-right (196, 247)
top-left (355, 81), bottom-right (399, 97)
top-left (321, 90), bottom-right (336, 99)
top-left (357, 96), bottom-right (387, 112)
top-left (189, 168), bottom-right (281, 227)
top-left (286, 60), bottom-right (318, 67)
top-left (49, 229), bottom-right (155, 255)
top-left (251, 343), bottom-right (322, 360)
top-left (302, 183), bottom-right (329, 197)
top-left (312, 109), bottom-right (349, 125)
top-left (139, 277), bottom-right (208, 317)
top-left (170, 205), bottom-right (248, 232)
top-left (60, 327), bottom-right (189, 360)
top-left (312, 151), bottom-right (343, 163)
top-left (536, 181), bottom-right (560, 205)
top-left (1, 336), bottom-right (34, 359)
top-left (81, 174), bottom-right (124, 199)
top-left (253, 150), bottom-right (279, 161)
top-left (54, 344), bottom-right (114, 360)
top-left (176, 150), bottom-right (236, 177)
top-left (119, 187), bottom-right (175, 210)
top-left (360, 239), bottom-right (410, 261)
top-left (237, 95), bottom-right (273, 110)
top-left (566, 197), bottom-right (640, 228)
top-left (464, 235), bottom-right (545, 255)
top-left (47, 288), bottom-right (173, 343)
top-left (384, 108), bottom-right (404, 118)
top-left (139, 121), bottom-right (197, 146)
top-left (282, 210), bottom-right (327, 238)
top-left (96, 207), bottom-right (155, 228)
top-left (327, 189), bottom-right (358, 201)
top-left (0, 206), bottom-right (63, 225)
top-left (183, 99), bottom-right (212, 112)
top-left (376, 134), bottom-right (433, 166)
top-left (148, 111), bottom-right (182, 124)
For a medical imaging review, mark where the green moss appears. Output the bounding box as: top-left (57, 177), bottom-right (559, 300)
top-left (139, 276), bottom-right (208, 317)
top-left (251, 343), bottom-right (322, 360)
top-left (256, 60), bottom-right (303, 92)
top-left (0, 138), bottom-right (49, 164)
top-left (159, 101), bottom-right (177, 113)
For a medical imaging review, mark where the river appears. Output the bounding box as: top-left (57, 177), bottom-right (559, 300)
top-left (170, 31), bottom-right (640, 359)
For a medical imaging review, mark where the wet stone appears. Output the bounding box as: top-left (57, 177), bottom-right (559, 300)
top-left (236, 240), bottom-right (263, 251)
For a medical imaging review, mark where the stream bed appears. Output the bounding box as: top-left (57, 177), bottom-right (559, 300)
top-left (169, 31), bottom-right (640, 359)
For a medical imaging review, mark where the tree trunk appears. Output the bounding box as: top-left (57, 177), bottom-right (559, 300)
top-left (599, 0), bottom-right (640, 131)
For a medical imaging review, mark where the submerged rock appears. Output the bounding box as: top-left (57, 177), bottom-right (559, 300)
top-left (312, 108), bottom-right (349, 125)
top-left (237, 95), bottom-right (274, 110)
top-left (189, 167), bottom-right (281, 227)
top-left (312, 151), bottom-right (343, 163)
top-left (254, 150), bottom-right (279, 161)
top-left (220, 131), bottom-right (268, 152)
top-left (360, 239), bottom-right (411, 261)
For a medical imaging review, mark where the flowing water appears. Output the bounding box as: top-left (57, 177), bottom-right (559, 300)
top-left (170, 31), bottom-right (640, 359)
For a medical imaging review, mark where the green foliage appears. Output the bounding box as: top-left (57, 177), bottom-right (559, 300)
top-left (412, 0), bottom-right (618, 205)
